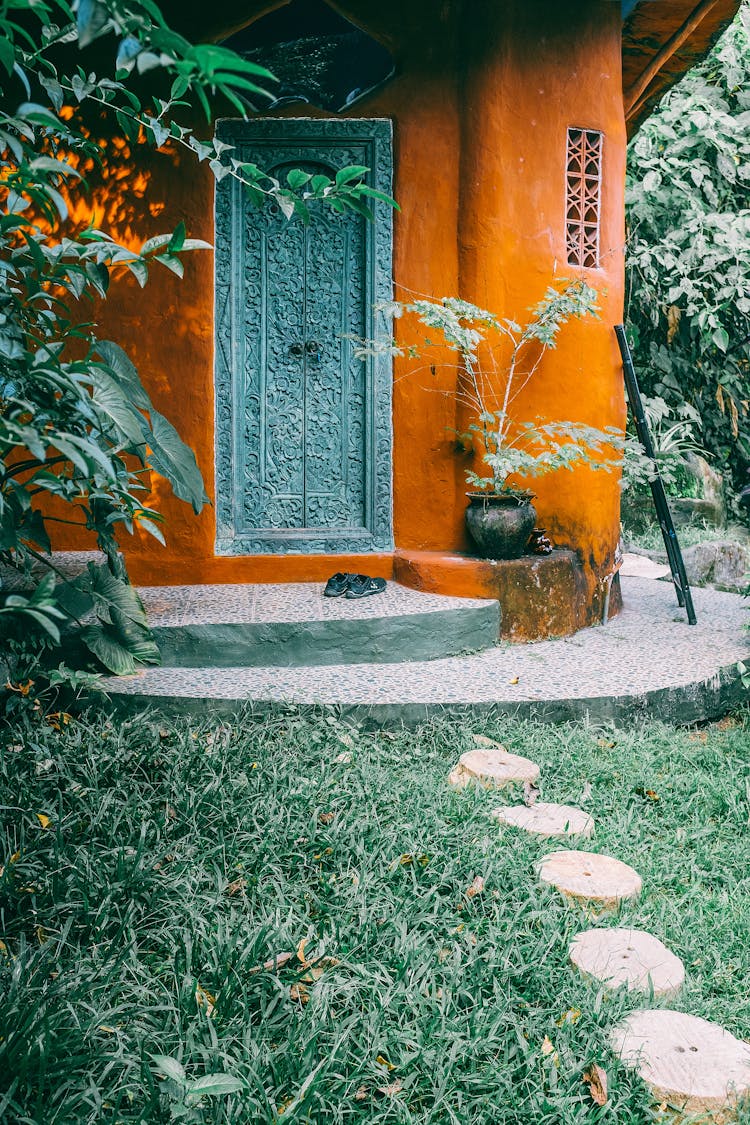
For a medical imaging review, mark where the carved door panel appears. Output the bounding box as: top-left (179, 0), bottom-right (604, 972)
top-left (214, 119), bottom-right (393, 555)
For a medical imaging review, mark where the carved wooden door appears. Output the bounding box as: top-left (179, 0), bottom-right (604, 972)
top-left (214, 119), bottom-right (393, 555)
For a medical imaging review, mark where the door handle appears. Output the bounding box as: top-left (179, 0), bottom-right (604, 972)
top-left (305, 341), bottom-right (322, 356)
top-left (289, 343), bottom-right (304, 357)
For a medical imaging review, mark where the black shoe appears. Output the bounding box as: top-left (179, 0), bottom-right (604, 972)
top-left (345, 575), bottom-right (387, 599)
top-left (323, 572), bottom-right (353, 598)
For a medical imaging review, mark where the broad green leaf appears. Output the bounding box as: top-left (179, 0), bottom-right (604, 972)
top-left (147, 410), bottom-right (209, 513)
top-left (88, 367), bottom-right (148, 446)
top-left (187, 1074), bottom-right (245, 1096)
top-left (150, 1055), bottom-right (187, 1086)
top-left (335, 164), bottom-right (369, 186)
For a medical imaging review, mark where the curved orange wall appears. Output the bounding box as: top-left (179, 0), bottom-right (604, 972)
top-left (51, 0), bottom-right (626, 613)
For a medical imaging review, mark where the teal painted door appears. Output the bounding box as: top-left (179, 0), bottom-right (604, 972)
top-left (214, 119), bottom-right (393, 555)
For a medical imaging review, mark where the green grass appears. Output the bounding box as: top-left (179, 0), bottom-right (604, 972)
top-left (622, 520), bottom-right (737, 553)
top-left (2, 707), bottom-right (750, 1123)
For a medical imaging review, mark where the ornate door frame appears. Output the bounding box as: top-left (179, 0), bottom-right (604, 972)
top-left (213, 117), bottom-right (394, 555)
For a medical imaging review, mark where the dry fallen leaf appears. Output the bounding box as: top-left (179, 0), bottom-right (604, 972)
top-left (335, 751), bottom-right (352, 764)
top-left (465, 875), bottom-right (485, 898)
top-left (541, 1036), bottom-right (555, 1056)
top-left (471, 734), bottom-right (504, 749)
top-left (318, 811), bottom-right (335, 825)
top-left (195, 984), bottom-right (215, 1017)
top-left (377, 1079), bottom-right (403, 1097)
top-left (583, 1063), bottom-right (608, 1106)
top-left (508, 676), bottom-right (520, 685)
top-left (249, 951), bottom-right (295, 974)
top-left (393, 853), bottom-right (429, 869)
top-left (46, 711), bottom-right (71, 731)
top-left (556, 1007), bottom-right (581, 1026)
top-left (35, 813), bottom-right (51, 829)
top-left (375, 1055), bottom-right (396, 1071)
top-left (597, 738), bottom-right (616, 749)
top-left (354, 1085), bottom-right (368, 1102)
top-left (289, 982), bottom-right (310, 1004)
top-left (523, 781), bottom-right (540, 807)
top-left (225, 877), bottom-right (247, 897)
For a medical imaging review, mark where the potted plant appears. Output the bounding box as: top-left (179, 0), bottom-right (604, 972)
top-left (365, 280), bottom-right (624, 559)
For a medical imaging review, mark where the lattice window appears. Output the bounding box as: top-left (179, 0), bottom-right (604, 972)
top-left (565, 128), bottom-right (603, 268)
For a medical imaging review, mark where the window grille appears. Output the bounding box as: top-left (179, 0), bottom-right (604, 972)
top-left (565, 128), bottom-right (603, 268)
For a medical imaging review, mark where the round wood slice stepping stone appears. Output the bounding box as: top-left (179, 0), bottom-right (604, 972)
top-left (537, 850), bottom-right (642, 908)
top-left (570, 928), bottom-right (684, 997)
top-left (493, 802), bottom-right (593, 839)
top-left (448, 746), bottom-right (540, 789)
top-left (612, 1009), bottom-right (750, 1121)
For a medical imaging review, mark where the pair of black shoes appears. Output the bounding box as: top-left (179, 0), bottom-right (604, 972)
top-left (323, 572), bottom-right (387, 599)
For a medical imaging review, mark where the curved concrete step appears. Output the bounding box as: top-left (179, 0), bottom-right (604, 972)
top-left (139, 581), bottom-right (500, 668)
top-left (105, 580), bottom-right (747, 724)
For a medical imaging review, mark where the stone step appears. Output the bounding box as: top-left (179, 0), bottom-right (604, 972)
top-left (101, 580), bottom-right (747, 725)
top-left (447, 743), bottom-right (540, 789)
top-left (612, 1010), bottom-right (750, 1120)
top-left (537, 850), bottom-right (642, 909)
top-left (493, 802), bottom-right (594, 839)
top-left (138, 581), bottom-right (500, 668)
top-left (569, 927), bottom-right (684, 997)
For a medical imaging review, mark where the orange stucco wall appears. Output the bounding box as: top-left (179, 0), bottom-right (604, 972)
top-left (51, 0), bottom-right (627, 617)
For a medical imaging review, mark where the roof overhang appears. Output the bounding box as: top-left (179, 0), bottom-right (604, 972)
top-left (623, 0), bottom-right (742, 134)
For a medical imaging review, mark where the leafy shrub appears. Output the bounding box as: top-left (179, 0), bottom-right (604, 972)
top-left (626, 2), bottom-right (750, 499)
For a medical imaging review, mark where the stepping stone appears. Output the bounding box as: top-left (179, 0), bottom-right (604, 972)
top-left (537, 850), bottom-right (642, 908)
top-left (612, 1009), bottom-right (750, 1120)
top-left (493, 802), bottom-right (593, 839)
top-left (448, 746), bottom-right (540, 789)
top-left (570, 928), bottom-right (684, 997)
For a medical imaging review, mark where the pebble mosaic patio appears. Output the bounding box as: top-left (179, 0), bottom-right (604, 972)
top-left (105, 576), bottom-right (749, 725)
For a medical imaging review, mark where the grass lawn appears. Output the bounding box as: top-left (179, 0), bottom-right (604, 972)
top-left (2, 706), bottom-right (750, 1123)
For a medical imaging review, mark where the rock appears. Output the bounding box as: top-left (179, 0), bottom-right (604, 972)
top-left (448, 746), bottom-right (540, 789)
top-left (678, 540), bottom-right (750, 593)
top-left (685, 453), bottom-right (725, 509)
top-left (569, 927), bottom-right (684, 997)
top-left (537, 850), bottom-right (642, 908)
top-left (620, 553), bottom-right (671, 580)
top-left (612, 1009), bottom-right (750, 1122)
top-left (671, 497), bottom-right (725, 530)
top-left (492, 802), bottom-right (594, 839)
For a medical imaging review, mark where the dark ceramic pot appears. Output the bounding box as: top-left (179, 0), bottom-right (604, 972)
top-left (465, 492), bottom-right (537, 559)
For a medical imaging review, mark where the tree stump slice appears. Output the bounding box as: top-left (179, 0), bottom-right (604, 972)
top-left (537, 850), bottom-right (642, 908)
top-left (448, 746), bottom-right (540, 789)
top-left (493, 802), bottom-right (594, 838)
top-left (569, 927), bottom-right (684, 997)
top-left (612, 1009), bottom-right (750, 1122)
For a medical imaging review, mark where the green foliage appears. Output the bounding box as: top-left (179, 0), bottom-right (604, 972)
top-left (2, 707), bottom-right (750, 1122)
top-left (621, 394), bottom-right (706, 495)
top-left (369, 281), bottom-right (623, 494)
top-left (0, 0), bottom-right (397, 693)
top-left (626, 2), bottom-right (750, 495)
